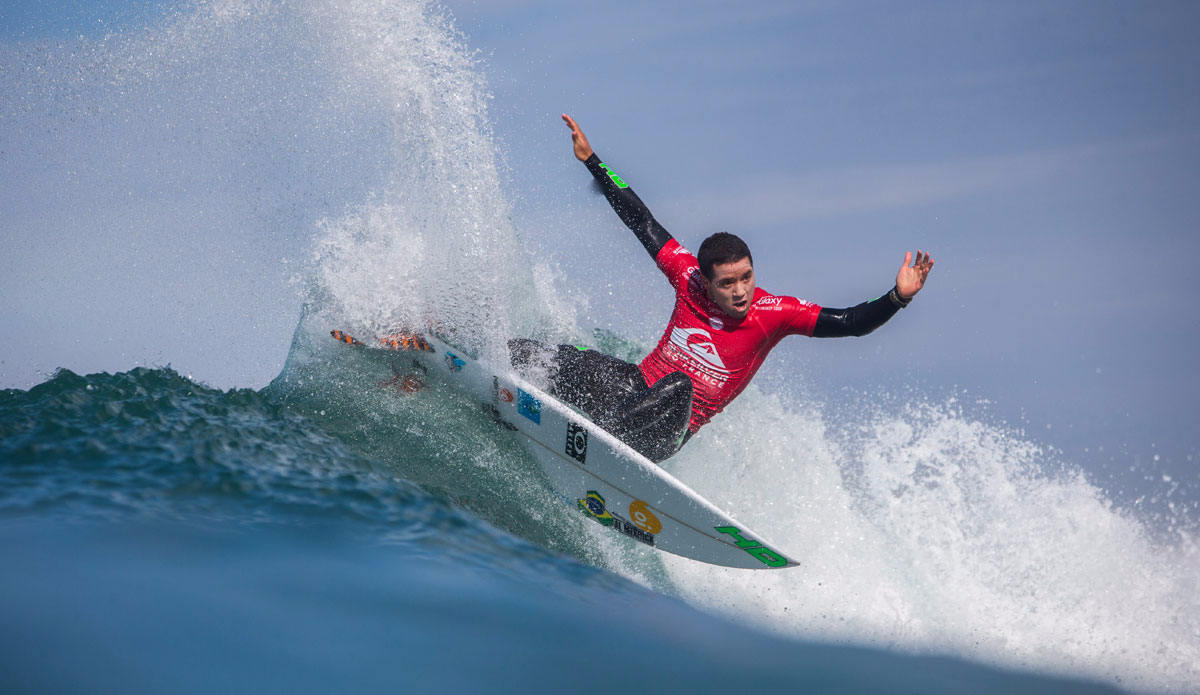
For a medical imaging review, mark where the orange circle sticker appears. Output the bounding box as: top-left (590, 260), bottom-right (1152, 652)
top-left (628, 500), bottom-right (662, 534)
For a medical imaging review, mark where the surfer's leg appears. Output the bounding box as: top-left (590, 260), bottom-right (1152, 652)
top-left (551, 345), bottom-right (643, 427)
top-left (507, 339), bottom-right (690, 461)
top-left (507, 339), bottom-right (641, 426)
top-left (612, 371), bottom-right (693, 463)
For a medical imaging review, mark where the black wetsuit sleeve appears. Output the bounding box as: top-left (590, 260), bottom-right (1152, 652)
top-left (583, 153), bottom-right (674, 259)
top-left (812, 287), bottom-right (910, 338)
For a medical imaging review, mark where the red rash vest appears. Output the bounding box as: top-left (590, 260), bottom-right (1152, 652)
top-left (638, 239), bottom-right (822, 432)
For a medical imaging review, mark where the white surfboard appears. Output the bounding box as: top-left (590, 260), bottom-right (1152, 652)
top-left (331, 329), bottom-right (798, 570)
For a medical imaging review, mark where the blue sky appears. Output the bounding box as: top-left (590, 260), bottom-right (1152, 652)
top-left (2, 1), bottom-right (1197, 497)
top-left (0, 0), bottom-right (166, 38)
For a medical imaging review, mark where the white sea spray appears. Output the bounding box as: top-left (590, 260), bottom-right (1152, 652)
top-left (663, 386), bottom-right (1200, 693)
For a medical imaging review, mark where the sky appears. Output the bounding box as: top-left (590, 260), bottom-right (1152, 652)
top-left (2, 1), bottom-right (1198, 498)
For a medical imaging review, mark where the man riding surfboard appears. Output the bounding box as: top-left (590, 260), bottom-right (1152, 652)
top-left (510, 115), bottom-right (934, 462)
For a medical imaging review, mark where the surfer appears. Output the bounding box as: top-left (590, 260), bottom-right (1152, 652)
top-left (509, 114), bottom-right (934, 463)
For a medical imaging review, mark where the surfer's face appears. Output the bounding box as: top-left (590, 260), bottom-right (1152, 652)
top-left (703, 257), bottom-right (755, 319)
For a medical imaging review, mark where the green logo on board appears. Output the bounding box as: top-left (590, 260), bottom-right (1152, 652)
top-left (715, 526), bottom-right (789, 568)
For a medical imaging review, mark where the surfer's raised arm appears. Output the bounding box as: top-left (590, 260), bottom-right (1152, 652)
top-left (811, 250), bottom-right (934, 337)
top-left (562, 113), bottom-right (674, 259)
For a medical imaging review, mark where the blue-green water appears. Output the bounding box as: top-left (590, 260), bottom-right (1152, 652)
top-left (0, 356), bottom-right (1127, 694)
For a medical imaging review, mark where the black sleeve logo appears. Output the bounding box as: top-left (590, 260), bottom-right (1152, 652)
top-left (565, 421), bottom-right (588, 463)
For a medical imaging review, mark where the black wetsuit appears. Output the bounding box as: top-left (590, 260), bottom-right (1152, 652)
top-left (508, 339), bottom-right (692, 462)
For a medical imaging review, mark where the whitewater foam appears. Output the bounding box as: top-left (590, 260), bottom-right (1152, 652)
top-left (662, 385), bottom-right (1200, 693)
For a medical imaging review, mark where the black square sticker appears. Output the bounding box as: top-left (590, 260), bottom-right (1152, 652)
top-left (565, 421), bottom-right (588, 463)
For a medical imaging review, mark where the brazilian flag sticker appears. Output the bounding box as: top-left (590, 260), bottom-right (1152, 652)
top-left (577, 491), bottom-right (614, 527)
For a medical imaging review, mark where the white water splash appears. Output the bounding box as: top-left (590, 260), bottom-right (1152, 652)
top-left (662, 387), bottom-right (1200, 693)
top-left (2, 0), bottom-right (562, 385)
top-left (301, 0), bottom-right (538, 355)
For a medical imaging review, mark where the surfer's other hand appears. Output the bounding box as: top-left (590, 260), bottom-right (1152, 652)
top-left (562, 113), bottom-right (594, 161)
top-left (896, 250), bottom-right (934, 299)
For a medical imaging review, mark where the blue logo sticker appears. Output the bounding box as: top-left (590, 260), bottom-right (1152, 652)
top-left (516, 389), bottom-right (541, 424)
top-left (444, 352), bottom-right (465, 373)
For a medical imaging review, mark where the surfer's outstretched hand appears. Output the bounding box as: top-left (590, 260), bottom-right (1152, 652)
top-left (895, 250), bottom-right (934, 299)
top-left (562, 114), bottom-right (594, 162)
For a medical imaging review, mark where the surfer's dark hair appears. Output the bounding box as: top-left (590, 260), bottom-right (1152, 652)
top-left (697, 232), bottom-right (753, 280)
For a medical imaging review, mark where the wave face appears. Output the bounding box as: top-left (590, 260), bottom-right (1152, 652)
top-left (3, 1), bottom-right (1197, 693)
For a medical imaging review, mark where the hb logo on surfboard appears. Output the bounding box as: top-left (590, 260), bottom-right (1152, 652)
top-left (565, 421), bottom-right (588, 463)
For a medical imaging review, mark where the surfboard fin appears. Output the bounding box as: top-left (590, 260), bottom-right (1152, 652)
top-left (380, 332), bottom-right (434, 352)
top-left (330, 329), bottom-right (433, 352)
top-left (330, 330), bottom-right (363, 346)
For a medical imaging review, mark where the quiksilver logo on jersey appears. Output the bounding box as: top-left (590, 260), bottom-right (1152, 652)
top-left (669, 327), bottom-right (729, 373)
